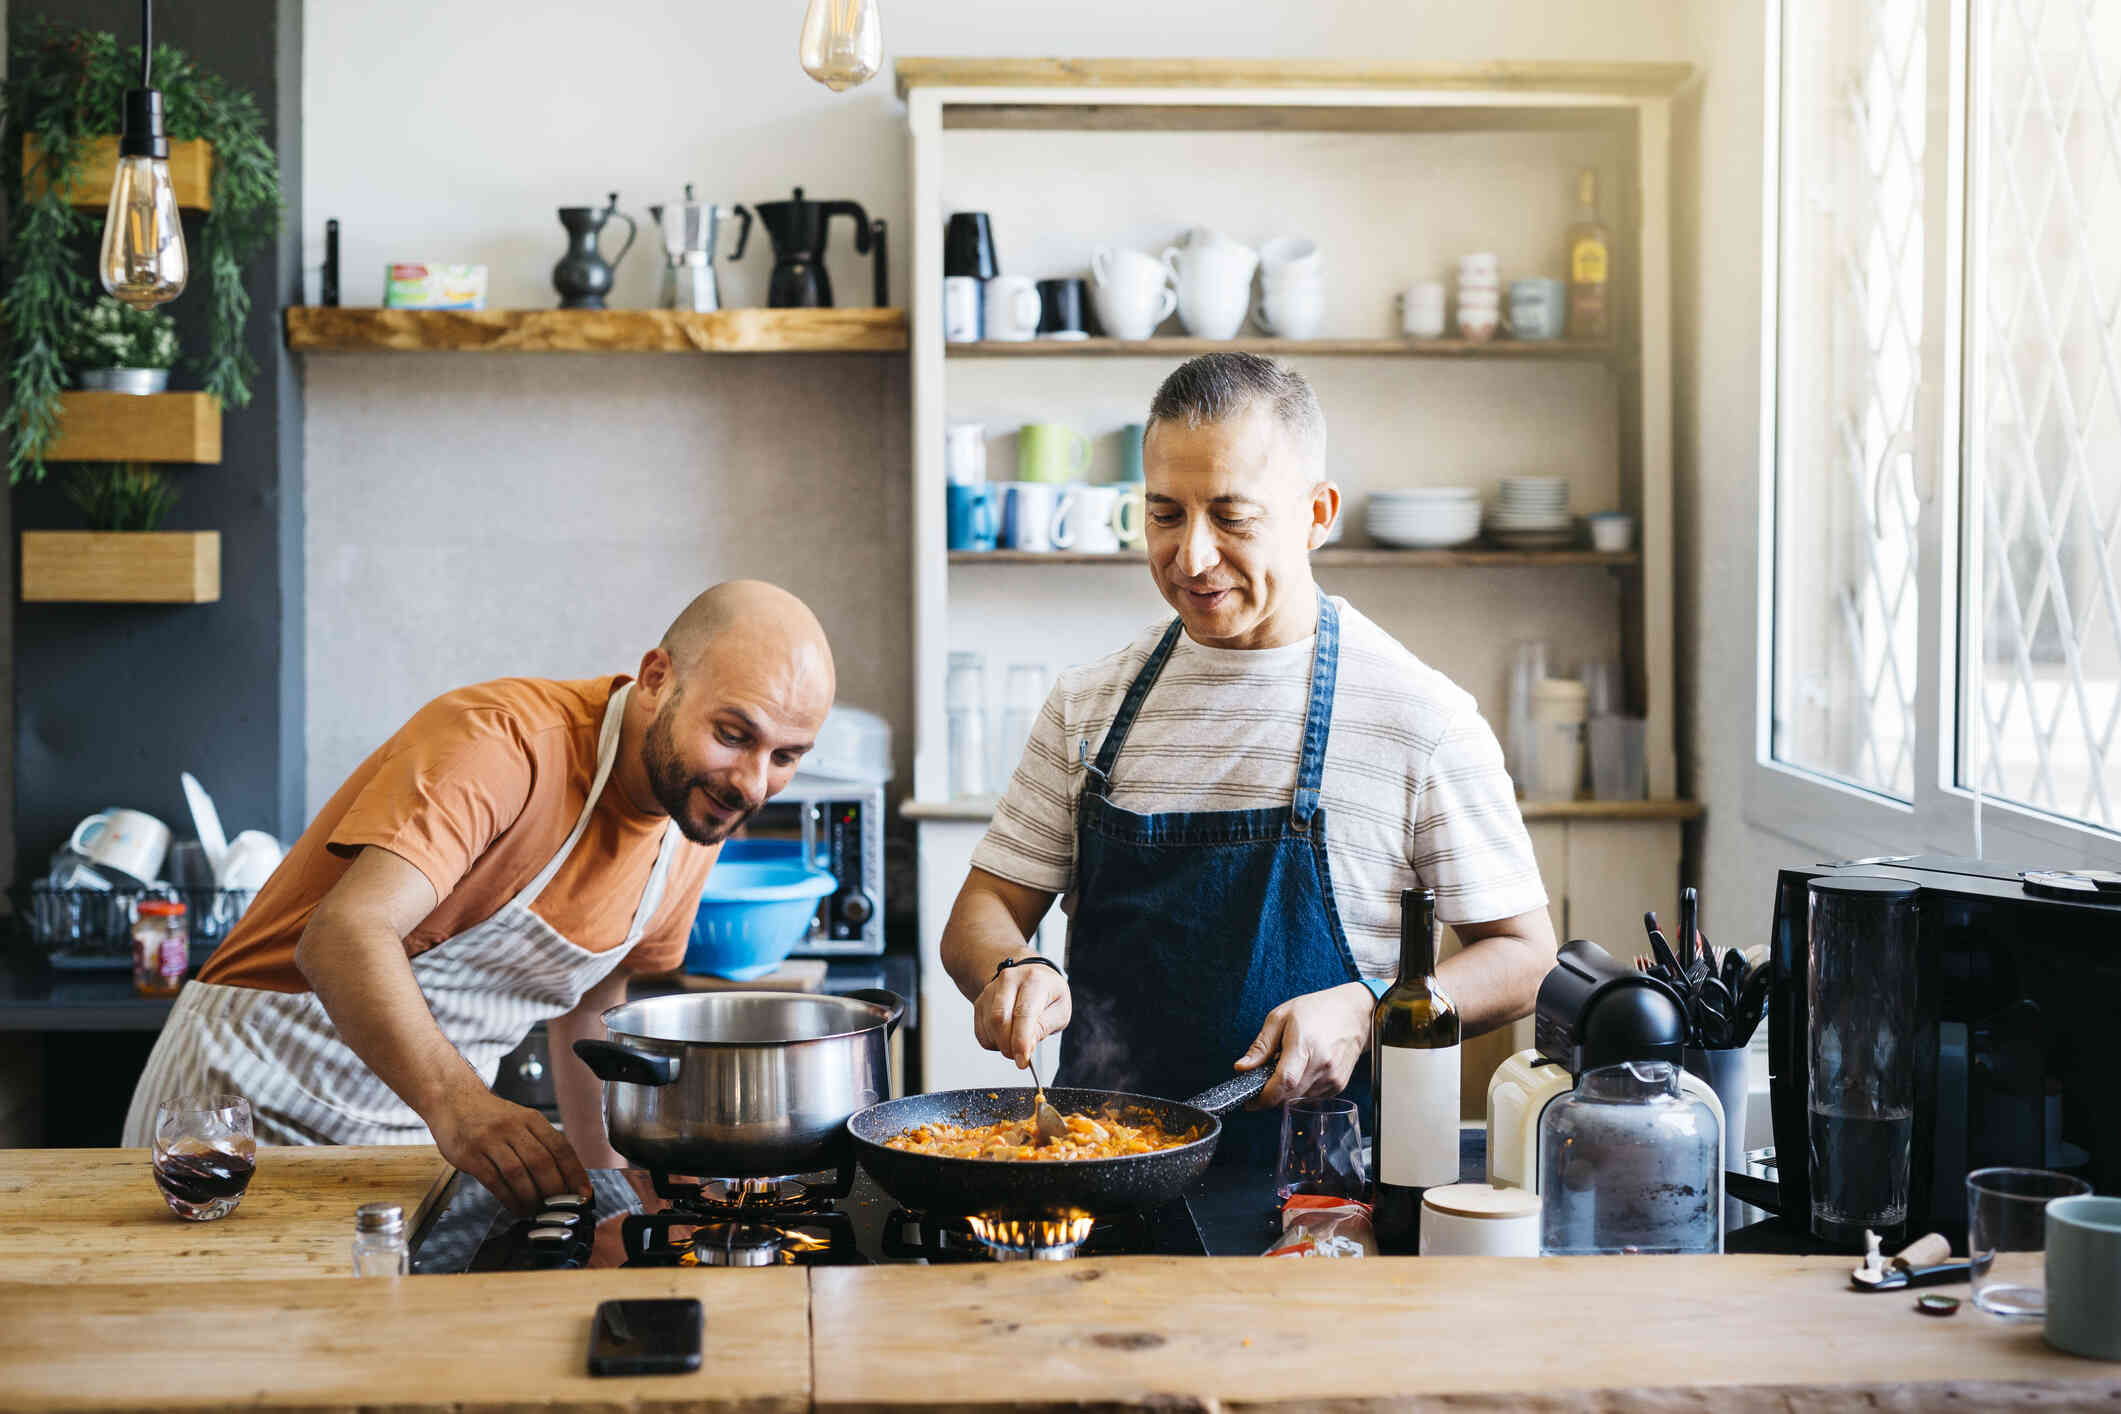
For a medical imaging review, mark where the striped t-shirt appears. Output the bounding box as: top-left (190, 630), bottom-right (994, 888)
top-left (971, 597), bottom-right (1548, 981)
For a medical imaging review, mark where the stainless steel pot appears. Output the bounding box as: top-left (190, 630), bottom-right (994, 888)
top-left (573, 989), bottom-right (902, 1176)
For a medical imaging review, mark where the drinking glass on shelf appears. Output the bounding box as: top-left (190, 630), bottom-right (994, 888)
top-left (946, 652), bottom-right (988, 799)
top-left (994, 662), bottom-right (1050, 791)
top-left (1275, 1097), bottom-right (1368, 1202)
top-left (151, 1093), bottom-right (257, 1222)
top-left (1506, 641), bottom-right (1549, 795)
top-left (1966, 1167), bottom-right (2091, 1317)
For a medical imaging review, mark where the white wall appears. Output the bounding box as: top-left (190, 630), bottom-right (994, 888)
top-left (301, 0), bottom-right (1702, 820)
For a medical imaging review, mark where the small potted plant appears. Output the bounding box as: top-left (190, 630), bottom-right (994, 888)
top-left (66, 296), bottom-right (181, 395)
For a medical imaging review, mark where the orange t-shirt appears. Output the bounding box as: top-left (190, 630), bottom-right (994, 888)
top-left (201, 676), bottom-right (717, 993)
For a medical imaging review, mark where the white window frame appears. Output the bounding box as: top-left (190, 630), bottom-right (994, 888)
top-left (1750, 0), bottom-right (2121, 867)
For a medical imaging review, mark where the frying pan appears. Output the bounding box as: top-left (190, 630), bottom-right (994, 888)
top-left (846, 1068), bottom-right (1269, 1218)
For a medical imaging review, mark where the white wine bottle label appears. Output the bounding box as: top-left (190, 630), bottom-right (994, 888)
top-left (1378, 1044), bottom-right (1461, 1187)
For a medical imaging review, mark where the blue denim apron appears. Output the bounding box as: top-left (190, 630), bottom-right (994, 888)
top-left (1057, 594), bottom-right (1367, 1165)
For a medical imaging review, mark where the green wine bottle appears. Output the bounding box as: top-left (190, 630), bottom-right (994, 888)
top-left (1371, 887), bottom-right (1461, 1253)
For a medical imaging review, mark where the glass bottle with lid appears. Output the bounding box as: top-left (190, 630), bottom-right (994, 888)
top-left (131, 894), bottom-right (189, 998)
top-left (352, 1201), bottom-right (409, 1276)
top-left (1538, 1059), bottom-right (1721, 1255)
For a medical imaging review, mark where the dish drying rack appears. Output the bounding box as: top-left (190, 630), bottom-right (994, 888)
top-left (15, 881), bottom-right (257, 970)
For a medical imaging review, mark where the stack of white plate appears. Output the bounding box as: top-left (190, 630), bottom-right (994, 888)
top-left (1487, 476), bottom-right (1575, 548)
top-left (1367, 488), bottom-right (1481, 548)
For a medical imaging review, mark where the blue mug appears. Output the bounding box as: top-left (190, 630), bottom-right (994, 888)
top-left (1506, 277), bottom-right (1567, 341)
top-left (947, 483), bottom-right (1000, 551)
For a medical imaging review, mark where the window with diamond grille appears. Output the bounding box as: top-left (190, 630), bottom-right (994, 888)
top-left (1963, 0), bottom-right (2121, 831)
top-left (1771, 0), bottom-right (1933, 802)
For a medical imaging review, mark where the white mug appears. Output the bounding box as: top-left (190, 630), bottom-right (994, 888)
top-left (1090, 246), bottom-right (1177, 340)
top-left (942, 276), bottom-right (982, 343)
top-left (1258, 235), bottom-right (1321, 279)
top-left (1000, 481), bottom-right (1068, 553)
top-left (217, 829), bottom-right (284, 892)
top-left (944, 421), bottom-right (987, 486)
top-left (981, 274), bottom-right (1040, 341)
top-left (1254, 287), bottom-right (1324, 340)
top-left (1051, 484), bottom-right (1133, 554)
top-left (1458, 251), bottom-right (1499, 283)
top-left (68, 807), bottom-right (171, 885)
top-left (1397, 281), bottom-right (1447, 338)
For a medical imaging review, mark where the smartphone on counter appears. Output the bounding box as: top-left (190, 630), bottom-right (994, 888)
top-left (586, 1298), bottom-right (703, 1376)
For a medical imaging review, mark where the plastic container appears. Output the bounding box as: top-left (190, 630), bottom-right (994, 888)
top-left (1588, 716), bottom-right (1647, 800)
top-left (1527, 678), bottom-right (1589, 802)
top-left (682, 858), bottom-right (838, 980)
top-left (1538, 1059), bottom-right (1722, 1255)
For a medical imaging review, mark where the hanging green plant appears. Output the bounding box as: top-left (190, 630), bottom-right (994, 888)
top-left (2, 14), bottom-right (283, 484)
top-left (64, 461), bottom-right (179, 532)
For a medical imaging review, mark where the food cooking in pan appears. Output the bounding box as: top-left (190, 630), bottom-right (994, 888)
top-left (883, 1107), bottom-right (1199, 1161)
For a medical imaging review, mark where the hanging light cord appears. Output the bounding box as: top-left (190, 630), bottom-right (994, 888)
top-left (140, 0), bottom-right (152, 88)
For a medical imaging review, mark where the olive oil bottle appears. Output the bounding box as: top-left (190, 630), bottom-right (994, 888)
top-left (1371, 887), bottom-right (1461, 1253)
top-left (1566, 167), bottom-right (1611, 340)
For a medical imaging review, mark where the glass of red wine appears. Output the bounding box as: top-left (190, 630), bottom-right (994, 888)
top-left (151, 1093), bottom-right (256, 1221)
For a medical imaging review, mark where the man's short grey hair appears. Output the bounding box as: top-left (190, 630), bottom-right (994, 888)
top-left (1144, 353), bottom-right (1326, 472)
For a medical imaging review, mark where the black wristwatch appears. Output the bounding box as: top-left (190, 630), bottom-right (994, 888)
top-left (993, 955), bottom-right (1065, 982)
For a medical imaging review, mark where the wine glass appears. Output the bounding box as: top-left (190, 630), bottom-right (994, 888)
top-left (1275, 1097), bottom-right (1368, 1202)
top-left (151, 1093), bottom-right (256, 1221)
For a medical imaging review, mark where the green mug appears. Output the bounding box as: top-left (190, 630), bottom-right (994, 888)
top-left (1017, 423), bottom-right (1091, 484)
top-left (1116, 422), bottom-right (1147, 483)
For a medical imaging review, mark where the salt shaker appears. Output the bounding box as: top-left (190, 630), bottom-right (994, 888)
top-left (352, 1201), bottom-right (408, 1276)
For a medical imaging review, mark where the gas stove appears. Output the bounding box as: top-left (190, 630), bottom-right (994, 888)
top-left (428, 1160), bottom-right (1208, 1272)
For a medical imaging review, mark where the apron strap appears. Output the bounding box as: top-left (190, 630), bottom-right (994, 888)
top-left (505, 681), bottom-right (635, 912)
top-left (1087, 617), bottom-right (1188, 788)
top-left (1290, 592), bottom-right (1340, 832)
top-left (618, 821), bottom-right (684, 949)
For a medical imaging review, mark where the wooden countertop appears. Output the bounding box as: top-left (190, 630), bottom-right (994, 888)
top-left (0, 1146), bottom-right (450, 1283)
top-left (0, 1268), bottom-right (808, 1413)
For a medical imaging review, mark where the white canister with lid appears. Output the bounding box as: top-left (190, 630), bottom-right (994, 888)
top-left (1418, 1183), bottom-right (1542, 1256)
top-left (1528, 678), bottom-right (1589, 802)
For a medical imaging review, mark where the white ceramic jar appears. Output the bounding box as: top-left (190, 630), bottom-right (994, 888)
top-left (1419, 1182), bottom-right (1542, 1256)
top-left (1528, 678), bottom-right (1589, 802)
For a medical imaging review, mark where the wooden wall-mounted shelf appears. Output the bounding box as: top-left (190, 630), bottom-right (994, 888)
top-left (284, 307), bottom-right (908, 354)
top-left (895, 58), bottom-right (1698, 100)
top-left (45, 392), bottom-right (221, 464)
top-left (20, 136), bottom-right (214, 211)
top-left (951, 548), bottom-right (1639, 568)
top-left (21, 531), bottom-right (221, 603)
top-left (903, 797), bottom-right (1702, 823)
top-left (949, 336), bottom-right (1614, 360)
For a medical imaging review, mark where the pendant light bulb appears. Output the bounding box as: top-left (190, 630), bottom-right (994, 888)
top-left (99, 1), bottom-right (186, 309)
top-left (798, 0), bottom-right (882, 93)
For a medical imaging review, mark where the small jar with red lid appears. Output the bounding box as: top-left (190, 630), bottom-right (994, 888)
top-left (132, 896), bottom-right (190, 998)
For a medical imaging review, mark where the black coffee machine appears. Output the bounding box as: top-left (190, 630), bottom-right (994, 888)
top-left (752, 187), bottom-right (884, 308)
top-left (1765, 856), bottom-right (2119, 1248)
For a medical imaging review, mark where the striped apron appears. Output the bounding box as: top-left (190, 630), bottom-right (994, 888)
top-left (122, 684), bottom-right (682, 1147)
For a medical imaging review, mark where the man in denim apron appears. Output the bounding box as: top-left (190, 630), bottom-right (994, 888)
top-left (942, 356), bottom-right (1556, 1163)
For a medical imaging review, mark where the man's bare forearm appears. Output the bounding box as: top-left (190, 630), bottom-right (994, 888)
top-left (547, 969), bottom-right (628, 1169)
top-left (939, 869), bottom-right (1056, 1003)
top-left (294, 905), bottom-right (481, 1120)
top-left (1433, 908), bottom-right (1561, 1036)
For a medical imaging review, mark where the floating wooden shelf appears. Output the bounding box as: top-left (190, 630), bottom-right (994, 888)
top-left (46, 392), bottom-right (221, 464)
top-left (283, 307), bottom-right (908, 354)
top-left (896, 58), bottom-right (1698, 100)
top-left (21, 531), bottom-right (220, 603)
top-left (903, 796), bottom-right (1701, 823)
top-left (950, 336), bottom-right (1614, 360)
top-left (951, 548), bottom-right (1638, 568)
top-left (20, 135), bottom-right (213, 210)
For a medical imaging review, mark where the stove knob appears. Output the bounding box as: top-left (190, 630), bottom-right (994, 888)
top-left (838, 890), bottom-right (873, 926)
top-left (535, 1209), bottom-right (583, 1226)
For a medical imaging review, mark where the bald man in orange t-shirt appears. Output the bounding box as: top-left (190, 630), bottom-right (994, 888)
top-left (125, 581), bottom-right (835, 1213)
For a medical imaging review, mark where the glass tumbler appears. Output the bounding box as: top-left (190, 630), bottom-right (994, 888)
top-left (995, 663), bottom-right (1050, 789)
top-left (945, 652), bottom-right (987, 798)
top-left (151, 1093), bottom-right (257, 1221)
top-left (1966, 1166), bottom-right (2091, 1317)
top-left (1275, 1098), bottom-right (1368, 1202)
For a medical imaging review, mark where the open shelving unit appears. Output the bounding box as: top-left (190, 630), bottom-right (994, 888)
top-left (283, 306), bottom-right (907, 355)
top-left (44, 391), bottom-right (223, 464)
top-left (899, 58), bottom-right (1696, 1100)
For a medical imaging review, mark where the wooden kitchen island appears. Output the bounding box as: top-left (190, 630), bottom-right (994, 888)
top-left (4, 1148), bottom-right (2116, 1411)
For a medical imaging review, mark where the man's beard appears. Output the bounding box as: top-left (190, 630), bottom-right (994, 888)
top-left (643, 704), bottom-right (756, 845)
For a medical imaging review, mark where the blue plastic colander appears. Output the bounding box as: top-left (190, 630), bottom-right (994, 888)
top-left (682, 842), bottom-right (838, 981)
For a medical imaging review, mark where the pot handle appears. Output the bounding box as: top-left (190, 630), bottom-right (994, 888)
top-left (572, 1038), bottom-right (678, 1087)
top-left (845, 988), bottom-right (905, 1033)
top-left (1185, 1066), bottom-right (1270, 1117)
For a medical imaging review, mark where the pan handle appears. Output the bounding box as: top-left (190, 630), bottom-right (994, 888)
top-left (1185, 1066), bottom-right (1271, 1117)
top-left (572, 1038), bottom-right (679, 1087)
top-left (845, 988), bottom-right (906, 1033)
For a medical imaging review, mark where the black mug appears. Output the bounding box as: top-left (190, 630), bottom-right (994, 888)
top-left (945, 211), bottom-right (998, 280)
top-left (1037, 277), bottom-right (1089, 339)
